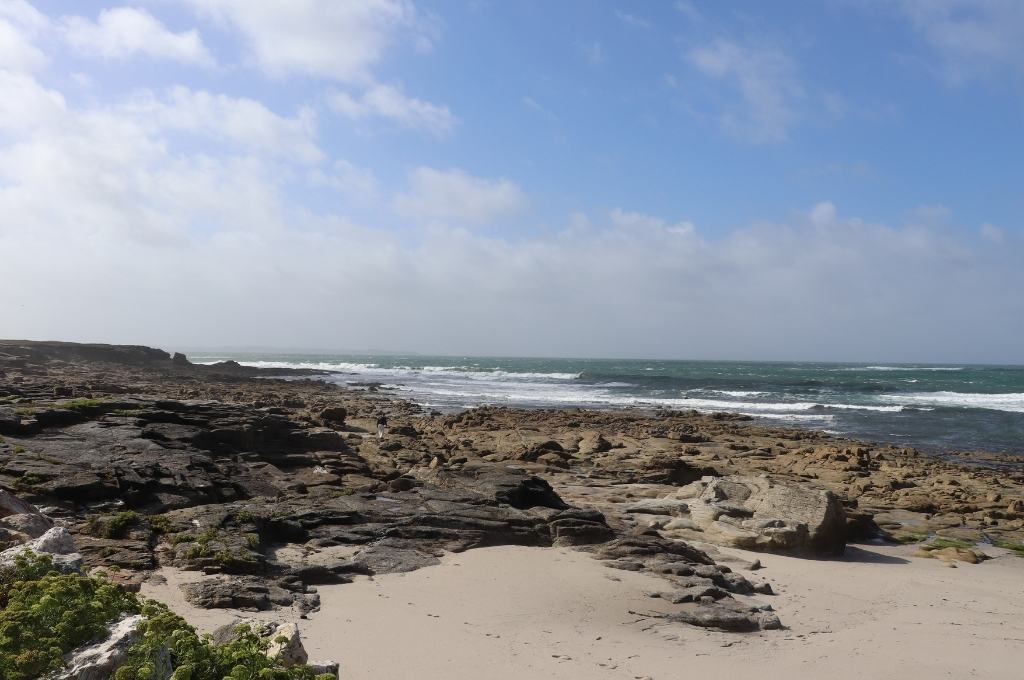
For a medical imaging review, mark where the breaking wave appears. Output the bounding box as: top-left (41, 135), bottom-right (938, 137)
top-left (862, 366), bottom-right (964, 372)
top-left (880, 391), bottom-right (1024, 414)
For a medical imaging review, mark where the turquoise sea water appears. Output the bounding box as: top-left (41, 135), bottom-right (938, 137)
top-left (191, 353), bottom-right (1024, 458)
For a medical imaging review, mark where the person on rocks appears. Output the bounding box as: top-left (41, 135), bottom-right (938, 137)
top-left (376, 413), bottom-right (388, 441)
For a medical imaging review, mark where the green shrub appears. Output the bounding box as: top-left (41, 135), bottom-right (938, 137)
top-left (11, 445), bottom-right (25, 454)
top-left (0, 552), bottom-right (139, 680)
top-left (0, 552), bottom-right (334, 680)
top-left (13, 473), bottom-right (42, 490)
top-left (60, 398), bottom-right (105, 411)
top-left (105, 511), bottom-right (140, 539)
top-left (233, 509), bottom-right (256, 524)
top-left (186, 543), bottom-right (212, 559)
top-left (148, 514), bottom-right (173, 535)
top-left (87, 511), bottom-right (140, 539)
top-left (112, 608), bottom-right (334, 680)
top-left (168, 532), bottom-right (195, 545)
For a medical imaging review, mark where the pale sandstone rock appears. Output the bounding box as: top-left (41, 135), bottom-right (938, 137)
top-left (667, 475), bottom-right (847, 556)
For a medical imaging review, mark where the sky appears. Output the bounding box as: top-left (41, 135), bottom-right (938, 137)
top-left (0, 0), bottom-right (1022, 363)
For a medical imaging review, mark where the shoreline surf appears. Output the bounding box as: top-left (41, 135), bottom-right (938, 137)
top-left (191, 353), bottom-right (1024, 458)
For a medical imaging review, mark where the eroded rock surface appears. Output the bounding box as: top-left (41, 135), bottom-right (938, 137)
top-left (2, 339), bottom-right (1022, 637)
top-left (662, 475), bottom-right (848, 556)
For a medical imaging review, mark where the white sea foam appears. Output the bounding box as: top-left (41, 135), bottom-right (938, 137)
top-left (388, 384), bottom-right (901, 416)
top-left (200, 360), bottom-right (581, 382)
top-left (749, 413), bottom-right (835, 422)
top-left (880, 391), bottom-right (1024, 413)
top-left (197, 358), bottom-right (1020, 423)
top-left (815, 403), bottom-right (904, 412)
top-left (196, 359), bottom-right (380, 372)
top-left (418, 366), bottom-right (581, 380)
top-left (862, 366), bottom-right (964, 372)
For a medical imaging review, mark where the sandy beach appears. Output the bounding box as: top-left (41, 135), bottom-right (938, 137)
top-left (4, 341), bottom-right (1022, 680)
top-left (143, 542), bottom-right (1024, 680)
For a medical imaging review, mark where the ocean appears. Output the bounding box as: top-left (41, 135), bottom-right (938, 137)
top-left (190, 353), bottom-right (1024, 457)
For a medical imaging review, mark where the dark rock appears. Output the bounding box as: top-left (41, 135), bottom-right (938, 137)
top-left (666, 602), bottom-right (781, 631)
top-left (181, 576), bottom-right (295, 610)
top-left (0, 406), bottom-right (23, 434)
top-left (317, 406), bottom-right (347, 427)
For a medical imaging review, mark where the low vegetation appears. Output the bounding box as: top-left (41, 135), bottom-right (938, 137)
top-left (86, 511), bottom-right (141, 539)
top-left (925, 536), bottom-right (974, 550)
top-left (60, 398), bottom-right (105, 411)
top-left (992, 538), bottom-right (1024, 557)
top-left (893, 533), bottom-right (927, 544)
top-left (0, 552), bottom-right (138, 680)
top-left (0, 552), bottom-right (334, 680)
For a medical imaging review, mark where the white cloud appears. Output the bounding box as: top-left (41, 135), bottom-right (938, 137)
top-left (615, 11), bottom-right (651, 29)
top-left (395, 167), bottom-right (529, 223)
top-left (125, 86), bottom-right (323, 164)
top-left (186, 0), bottom-right (430, 82)
top-left (886, 0), bottom-right (1024, 83)
top-left (579, 40), bottom-right (605, 65)
top-left (328, 83), bottom-right (456, 136)
top-left (0, 0), bottom-right (48, 72)
top-left (0, 69), bottom-right (1020, 362)
top-left (674, 1), bottom-right (702, 21)
top-left (0, 70), bottom-right (66, 132)
top-left (309, 159), bottom-right (380, 202)
top-left (689, 39), bottom-right (803, 143)
top-left (981, 222), bottom-right (1006, 243)
top-left (61, 7), bottom-right (212, 64)
top-left (809, 201), bottom-right (838, 227)
top-left (610, 208), bottom-right (695, 237)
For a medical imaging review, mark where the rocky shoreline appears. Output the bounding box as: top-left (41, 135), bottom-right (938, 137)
top-left (1, 340), bottom-right (1022, 675)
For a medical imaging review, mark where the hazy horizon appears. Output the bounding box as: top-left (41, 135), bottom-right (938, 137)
top-left (2, 2), bottom-right (1022, 364)
top-left (7, 336), bottom-right (1024, 367)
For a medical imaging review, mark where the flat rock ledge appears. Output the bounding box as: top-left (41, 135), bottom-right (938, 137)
top-left (593, 533), bottom-right (779, 631)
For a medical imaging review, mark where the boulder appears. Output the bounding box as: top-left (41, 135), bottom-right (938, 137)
top-left (0, 511), bottom-right (54, 539)
top-left (548, 509), bottom-right (614, 547)
top-left (49, 615), bottom-right (171, 680)
top-left (181, 576), bottom-right (295, 611)
top-left (577, 432), bottom-right (612, 455)
top-left (673, 475), bottom-right (847, 556)
top-left (428, 465), bottom-right (569, 510)
top-left (0, 406), bottom-right (21, 434)
top-left (0, 526), bottom-right (83, 572)
top-left (634, 454), bottom-right (709, 485)
top-left (666, 601), bottom-right (782, 631)
top-left (317, 406), bottom-right (347, 427)
top-left (210, 620), bottom-right (337, 677)
top-left (0, 488), bottom-right (38, 516)
top-left (266, 622), bottom-right (308, 666)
